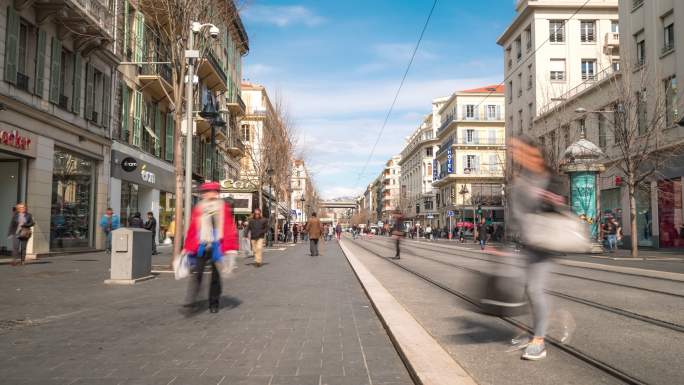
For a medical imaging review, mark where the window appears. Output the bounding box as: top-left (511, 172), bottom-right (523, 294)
top-left (663, 23), bottom-right (675, 53)
top-left (465, 129), bottom-right (475, 143)
top-left (580, 21), bottom-right (595, 43)
top-left (527, 64), bottom-right (533, 89)
top-left (517, 73), bottom-right (523, 96)
top-left (241, 124), bottom-right (251, 141)
top-left (581, 59), bottom-right (597, 80)
top-left (518, 110), bottom-right (523, 133)
top-left (17, 21), bottom-right (30, 90)
top-left (525, 26), bottom-right (532, 51)
top-left (598, 113), bottom-right (607, 149)
top-left (528, 103), bottom-right (534, 131)
top-left (426, 147), bottom-right (433, 156)
top-left (466, 155), bottom-right (478, 171)
top-left (59, 49), bottom-right (74, 110)
top-left (665, 76), bottom-right (678, 127)
top-left (549, 20), bottom-right (565, 43)
top-left (636, 34), bottom-right (646, 66)
top-left (506, 46), bottom-right (512, 69)
top-left (612, 59), bottom-right (620, 71)
top-left (465, 104), bottom-right (476, 119)
top-left (514, 36), bottom-right (522, 61)
top-left (611, 20), bottom-right (619, 33)
top-left (633, 0), bottom-right (644, 10)
top-left (562, 124), bottom-right (570, 148)
top-left (508, 81), bottom-right (513, 102)
top-left (550, 59), bottom-right (565, 80)
top-left (637, 90), bottom-right (647, 134)
top-left (486, 105), bottom-right (499, 120)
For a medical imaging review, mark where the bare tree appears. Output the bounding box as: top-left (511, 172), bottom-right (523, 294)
top-left (118, 0), bottom-right (247, 259)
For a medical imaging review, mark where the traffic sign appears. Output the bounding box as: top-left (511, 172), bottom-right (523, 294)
top-left (447, 210), bottom-right (455, 217)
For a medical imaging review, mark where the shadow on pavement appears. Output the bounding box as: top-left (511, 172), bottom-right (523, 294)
top-left (444, 315), bottom-right (515, 345)
top-left (180, 295), bottom-right (242, 317)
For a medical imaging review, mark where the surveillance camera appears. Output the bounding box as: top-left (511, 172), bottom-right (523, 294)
top-left (209, 26), bottom-right (220, 38)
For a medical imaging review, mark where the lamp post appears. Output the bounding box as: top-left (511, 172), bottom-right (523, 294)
top-left (183, 21), bottom-right (220, 233)
top-left (300, 196), bottom-right (306, 223)
top-left (266, 167), bottom-right (274, 246)
top-left (199, 100), bottom-right (225, 182)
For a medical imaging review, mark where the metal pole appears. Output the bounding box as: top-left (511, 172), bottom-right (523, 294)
top-left (210, 122), bottom-right (215, 181)
top-left (184, 28), bottom-right (194, 234)
top-left (268, 181), bottom-right (273, 246)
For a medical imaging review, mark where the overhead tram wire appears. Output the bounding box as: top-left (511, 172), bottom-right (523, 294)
top-left (468, 0), bottom-right (592, 120)
top-left (355, 0), bottom-right (439, 190)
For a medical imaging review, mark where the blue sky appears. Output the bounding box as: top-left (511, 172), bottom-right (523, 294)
top-left (241, 0), bottom-right (515, 199)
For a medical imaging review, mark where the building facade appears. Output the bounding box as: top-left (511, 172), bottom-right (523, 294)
top-left (111, 0), bottom-right (248, 241)
top-left (1, 0), bottom-right (118, 255)
top-left (380, 155), bottom-right (401, 223)
top-left (290, 159), bottom-right (313, 224)
top-left (398, 112), bottom-right (439, 228)
top-left (433, 86), bottom-right (507, 234)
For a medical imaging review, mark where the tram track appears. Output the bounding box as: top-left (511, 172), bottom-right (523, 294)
top-left (345, 238), bottom-right (664, 385)
top-left (384, 237), bottom-right (684, 299)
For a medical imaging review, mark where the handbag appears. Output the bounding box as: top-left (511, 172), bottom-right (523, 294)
top-left (17, 227), bottom-right (32, 240)
top-left (522, 208), bottom-right (592, 253)
top-left (173, 252), bottom-right (191, 280)
top-left (478, 272), bottom-right (528, 317)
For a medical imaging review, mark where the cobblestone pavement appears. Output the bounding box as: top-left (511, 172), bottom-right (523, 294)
top-left (0, 241), bottom-right (413, 385)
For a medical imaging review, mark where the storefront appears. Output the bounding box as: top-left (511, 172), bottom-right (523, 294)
top-left (220, 178), bottom-right (257, 223)
top-left (110, 147), bottom-right (176, 241)
top-left (0, 129), bottom-right (34, 255)
top-left (658, 178), bottom-right (684, 248)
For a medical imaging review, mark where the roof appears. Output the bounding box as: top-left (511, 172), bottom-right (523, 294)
top-left (458, 84), bottom-right (504, 94)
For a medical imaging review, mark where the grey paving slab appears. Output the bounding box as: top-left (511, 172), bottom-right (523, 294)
top-left (0, 241), bottom-right (412, 385)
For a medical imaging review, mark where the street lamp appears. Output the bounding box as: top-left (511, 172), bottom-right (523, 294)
top-left (458, 185), bottom-right (469, 234)
top-left (199, 100), bottom-right (226, 182)
top-left (266, 167), bottom-right (274, 245)
top-left (183, 21), bottom-right (220, 233)
top-left (300, 195), bottom-right (306, 223)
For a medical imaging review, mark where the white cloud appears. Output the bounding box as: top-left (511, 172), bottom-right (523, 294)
top-left (245, 63), bottom-right (277, 77)
top-left (356, 42), bottom-right (438, 74)
top-left (242, 5), bottom-right (326, 27)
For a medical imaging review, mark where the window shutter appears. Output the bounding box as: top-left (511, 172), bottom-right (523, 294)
top-left (474, 156), bottom-right (480, 172)
top-left (49, 37), bottom-right (62, 104)
top-left (84, 63), bottom-right (94, 120)
top-left (123, 0), bottom-right (130, 56)
top-left (461, 129), bottom-right (467, 144)
top-left (34, 29), bottom-right (47, 96)
top-left (120, 83), bottom-right (130, 141)
top-left (204, 142), bottom-right (212, 177)
top-left (154, 104), bottom-right (162, 156)
top-left (72, 52), bottom-right (82, 113)
top-left (489, 154), bottom-right (497, 172)
top-left (135, 12), bottom-right (145, 65)
top-left (461, 105), bottom-right (466, 120)
top-left (462, 155), bottom-right (467, 171)
top-left (474, 105), bottom-right (479, 120)
top-left (102, 74), bottom-right (111, 128)
top-left (165, 112), bottom-right (174, 161)
top-left (473, 130), bottom-right (480, 144)
top-left (4, 6), bottom-right (19, 85)
top-left (133, 90), bottom-right (142, 146)
top-left (488, 129), bottom-right (497, 144)
top-left (496, 105), bottom-right (501, 120)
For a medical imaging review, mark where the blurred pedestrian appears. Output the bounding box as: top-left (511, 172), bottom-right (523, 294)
top-left (128, 212), bottom-right (143, 228)
top-left (238, 221), bottom-right (251, 256)
top-left (166, 216), bottom-right (176, 245)
top-left (425, 225), bottom-right (432, 241)
top-left (293, 223), bottom-right (299, 243)
top-left (391, 212), bottom-right (405, 259)
top-left (246, 208), bottom-right (268, 267)
top-left (99, 207), bottom-right (120, 253)
top-left (182, 181), bottom-right (238, 313)
top-left (144, 211), bottom-right (158, 255)
top-left (327, 224), bottom-right (334, 241)
top-left (9, 203), bottom-right (34, 266)
top-left (604, 218), bottom-right (620, 252)
top-left (509, 135), bottom-right (565, 360)
top-left (335, 223), bottom-right (342, 240)
top-left (304, 212), bottom-right (323, 256)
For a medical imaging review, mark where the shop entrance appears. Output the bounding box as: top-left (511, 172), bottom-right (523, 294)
top-left (0, 153), bottom-right (27, 256)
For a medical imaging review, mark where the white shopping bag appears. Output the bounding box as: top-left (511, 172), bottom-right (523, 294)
top-left (173, 252), bottom-right (191, 280)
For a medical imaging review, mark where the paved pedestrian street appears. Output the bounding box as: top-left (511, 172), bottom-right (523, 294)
top-left (0, 243), bottom-right (413, 385)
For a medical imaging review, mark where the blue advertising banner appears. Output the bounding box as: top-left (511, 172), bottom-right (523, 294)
top-left (571, 171), bottom-right (598, 237)
top-left (433, 159), bottom-right (438, 180)
top-left (447, 148), bottom-right (453, 174)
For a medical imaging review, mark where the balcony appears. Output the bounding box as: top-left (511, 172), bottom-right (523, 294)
top-left (197, 48), bottom-right (227, 92)
top-left (453, 138), bottom-right (506, 148)
top-left (226, 94), bottom-right (246, 115)
top-left (36, 0), bottom-right (114, 41)
top-left (604, 32), bottom-right (619, 54)
top-left (138, 63), bottom-right (173, 101)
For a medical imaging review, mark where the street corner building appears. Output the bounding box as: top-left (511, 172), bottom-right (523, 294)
top-left (0, 0), bottom-right (118, 257)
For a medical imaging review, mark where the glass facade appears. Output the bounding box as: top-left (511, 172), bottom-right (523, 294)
top-left (658, 179), bottom-right (684, 248)
top-left (50, 149), bottom-right (94, 250)
top-left (120, 181), bottom-right (139, 227)
top-left (636, 185), bottom-right (653, 247)
top-left (159, 191), bottom-right (175, 242)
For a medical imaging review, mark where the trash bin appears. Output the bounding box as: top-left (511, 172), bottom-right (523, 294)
top-left (104, 228), bottom-right (154, 285)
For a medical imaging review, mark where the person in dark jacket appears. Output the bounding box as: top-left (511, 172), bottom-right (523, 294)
top-left (246, 208), bottom-right (268, 267)
top-left (128, 212), bottom-right (144, 228)
top-left (391, 213), bottom-right (405, 259)
top-left (8, 203), bottom-right (35, 265)
top-left (144, 212), bottom-right (158, 255)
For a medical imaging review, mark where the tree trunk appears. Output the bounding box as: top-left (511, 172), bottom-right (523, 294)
top-left (172, 117), bottom-right (185, 262)
top-left (628, 181), bottom-right (639, 258)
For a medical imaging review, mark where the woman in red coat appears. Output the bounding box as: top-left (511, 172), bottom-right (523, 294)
top-left (183, 181), bottom-right (238, 313)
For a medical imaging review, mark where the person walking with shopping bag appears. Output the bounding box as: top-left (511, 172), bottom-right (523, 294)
top-left (9, 203), bottom-right (34, 266)
top-left (246, 208), bottom-right (268, 267)
top-left (182, 182), bottom-right (238, 313)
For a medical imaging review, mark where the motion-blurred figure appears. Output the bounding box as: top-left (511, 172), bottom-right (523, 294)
top-left (183, 182), bottom-right (238, 313)
top-left (509, 135), bottom-right (565, 360)
top-left (391, 212), bottom-right (405, 259)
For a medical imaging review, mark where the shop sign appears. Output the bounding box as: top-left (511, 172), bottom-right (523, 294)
top-left (221, 178), bottom-right (257, 192)
top-left (432, 159), bottom-right (438, 180)
top-left (121, 157), bottom-right (138, 172)
top-left (141, 164), bottom-right (156, 184)
top-left (447, 148), bottom-right (453, 174)
top-left (0, 128), bottom-right (37, 157)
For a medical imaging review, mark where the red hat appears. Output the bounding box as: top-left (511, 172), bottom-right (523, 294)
top-left (199, 181), bottom-right (221, 192)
